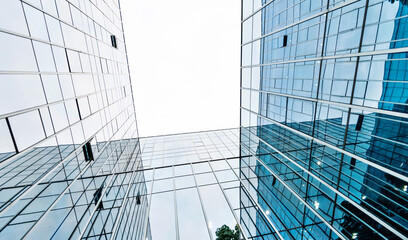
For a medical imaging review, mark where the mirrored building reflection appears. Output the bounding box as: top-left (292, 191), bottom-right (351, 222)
top-left (241, 0), bottom-right (408, 239)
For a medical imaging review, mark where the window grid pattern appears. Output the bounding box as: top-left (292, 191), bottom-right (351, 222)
top-left (241, 0), bottom-right (408, 239)
top-left (138, 129), bottom-right (246, 240)
top-left (0, 0), bottom-right (144, 239)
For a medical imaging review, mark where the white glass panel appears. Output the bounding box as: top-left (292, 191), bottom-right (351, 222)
top-left (42, 0), bottom-right (58, 16)
top-left (242, 18), bottom-right (252, 43)
top-left (33, 41), bottom-right (56, 72)
top-left (0, 1), bottom-right (28, 35)
top-left (0, 75), bottom-right (46, 115)
top-left (24, 3), bottom-right (49, 41)
top-left (49, 103), bottom-right (69, 132)
top-left (252, 11), bottom-right (262, 39)
top-left (9, 110), bottom-right (45, 151)
top-left (243, 0), bottom-right (253, 19)
top-left (149, 192), bottom-right (177, 239)
top-left (52, 46), bottom-right (69, 72)
top-left (58, 75), bottom-right (75, 99)
top-left (42, 74), bottom-right (62, 103)
top-left (176, 188), bottom-right (210, 240)
top-left (0, 32), bottom-right (37, 71)
top-left (45, 15), bottom-right (64, 45)
top-left (66, 49), bottom-right (81, 73)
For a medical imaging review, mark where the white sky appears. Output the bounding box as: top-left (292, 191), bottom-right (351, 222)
top-left (121, 0), bottom-right (241, 137)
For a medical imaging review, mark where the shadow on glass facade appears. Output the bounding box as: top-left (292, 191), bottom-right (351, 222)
top-left (241, 0), bottom-right (408, 239)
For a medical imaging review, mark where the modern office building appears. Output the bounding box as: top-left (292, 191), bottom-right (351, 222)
top-left (2, 0), bottom-right (408, 239)
top-left (138, 129), bottom-right (242, 240)
top-left (240, 0), bottom-right (408, 239)
top-left (0, 0), bottom-right (145, 239)
top-left (0, 3), bottom-right (245, 240)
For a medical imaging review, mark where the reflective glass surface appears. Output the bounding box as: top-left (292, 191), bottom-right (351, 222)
top-left (0, 0), bottom-right (143, 239)
top-left (241, 0), bottom-right (408, 239)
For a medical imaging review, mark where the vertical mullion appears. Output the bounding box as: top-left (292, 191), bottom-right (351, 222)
top-left (5, 117), bottom-right (19, 153)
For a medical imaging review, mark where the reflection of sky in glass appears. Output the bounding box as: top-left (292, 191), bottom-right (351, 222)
top-left (241, 0), bottom-right (408, 239)
top-left (199, 185), bottom-right (237, 239)
top-left (138, 130), bottom-right (241, 239)
top-left (0, 75), bottom-right (46, 116)
top-left (176, 188), bottom-right (209, 240)
top-left (149, 192), bottom-right (177, 240)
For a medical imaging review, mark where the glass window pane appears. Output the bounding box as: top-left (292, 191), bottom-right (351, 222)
top-left (242, 18), bottom-right (252, 43)
top-left (9, 110), bottom-right (45, 151)
top-left (176, 188), bottom-right (210, 240)
top-left (242, 0), bottom-right (253, 18)
top-left (64, 99), bottom-right (80, 124)
top-left (33, 41), bottom-right (56, 72)
top-left (0, 75), bottom-right (46, 115)
top-left (0, 1), bottom-right (28, 35)
top-left (66, 49), bottom-right (81, 73)
top-left (45, 15), bottom-right (63, 45)
top-left (52, 46), bottom-right (69, 72)
top-left (23, 3), bottom-right (49, 41)
top-left (174, 164), bottom-right (193, 177)
top-left (175, 175), bottom-right (195, 189)
top-left (242, 44), bottom-right (251, 66)
top-left (49, 102), bottom-right (69, 132)
top-left (72, 74), bottom-right (94, 96)
top-left (61, 23), bottom-right (86, 52)
top-left (149, 192), bottom-right (177, 239)
top-left (79, 53), bottom-right (91, 73)
top-left (152, 178), bottom-right (173, 193)
top-left (39, 107), bottom-right (54, 136)
top-left (253, 11), bottom-right (262, 39)
top-left (195, 172), bottom-right (217, 186)
top-left (242, 67), bottom-right (251, 88)
top-left (199, 185), bottom-right (237, 239)
top-left (77, 97), bottom-right (91, 118)
top-left (55, 0), bottom-right (72, 23)
top-left (0, 32), bottom-right (37, 71)
top-left (42, 0), bottom-right (58, 16)
top-left (42, 75), bottom-right (63, 103)
top-left (58, 75), bottom-right (75, 99)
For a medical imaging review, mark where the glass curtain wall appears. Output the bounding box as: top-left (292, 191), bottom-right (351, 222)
top-left (138, 129), bottom-right (242, 240)
top-left (0, 0), bottom-right (143, 239)
top-left (240, 0), bottom-right (408, 239)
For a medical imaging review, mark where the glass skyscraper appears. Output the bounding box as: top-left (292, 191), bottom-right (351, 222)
top-left (240, 0), bottom-right (408, 239)
top-left (0, 1), bottom-right (245, 239)
top-left (1, 0), bottom-right (408, 239)
top-left (0, 0), bottom-right (144, 239)
top-left (138, 129), bottom-right (242, 240)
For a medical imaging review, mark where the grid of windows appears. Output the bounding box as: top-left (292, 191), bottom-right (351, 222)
top-left (138, 129), bottom-right (243, 240)
top-left (241, 0), bottom-right (408, 239)
top-left (0, 0), bottom-right (143, 239)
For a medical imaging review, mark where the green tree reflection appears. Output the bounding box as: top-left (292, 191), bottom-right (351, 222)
top-left (215, 224), bottom-right (240, 240)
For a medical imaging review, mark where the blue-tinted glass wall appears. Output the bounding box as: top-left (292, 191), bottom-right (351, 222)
top-left (240, 0), bottom-right (408, 239)
top-left (0, 0), bottom-right (146, 239)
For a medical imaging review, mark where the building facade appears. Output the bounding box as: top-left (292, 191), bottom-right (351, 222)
top-left (240, 0), bottom-right (408, 239)
top-left (138, 129), bottom-right (242, 240)
top-left (0, 0), bottom-right (145, 239)
top-left (0, 1), bottom-right (245, 240)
